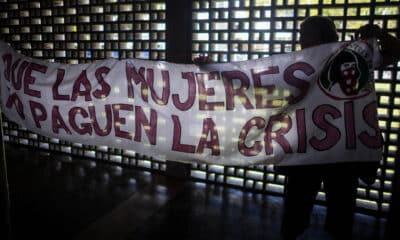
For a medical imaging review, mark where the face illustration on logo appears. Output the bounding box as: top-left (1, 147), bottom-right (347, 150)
top-left (339, 61), bottom-right (360, 95)
top-left (319, 47), bottom-right (370, 100)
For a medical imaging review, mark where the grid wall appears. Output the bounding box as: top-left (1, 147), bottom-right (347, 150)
top-left (0, 0), bottom-right (399, 217)
top-left (190, 0), bottom-right (400, 217)
top-left (0, 0), bottom-right (168, 171)
top-left (0, 0), bottom-right (167, 63)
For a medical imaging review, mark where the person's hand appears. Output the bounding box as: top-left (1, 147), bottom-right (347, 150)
top-left (193, 53), bottom-right (213, 64)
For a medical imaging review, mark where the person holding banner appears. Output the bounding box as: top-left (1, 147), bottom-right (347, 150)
top-left (277, 16), bottom-right (400, 240)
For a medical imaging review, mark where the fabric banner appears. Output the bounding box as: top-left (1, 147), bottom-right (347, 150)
top-left (0, 40), bottom-right (382, 166)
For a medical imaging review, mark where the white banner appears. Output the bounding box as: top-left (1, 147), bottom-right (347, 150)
top-left (0, 40), bottom-right (382, 166)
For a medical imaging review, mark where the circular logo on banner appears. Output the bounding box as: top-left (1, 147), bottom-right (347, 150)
top-left (318, 48), bottom-right (371, 100)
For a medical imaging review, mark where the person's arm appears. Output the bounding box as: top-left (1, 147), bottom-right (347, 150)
top-left (355, 24), bottom-right (400, 67)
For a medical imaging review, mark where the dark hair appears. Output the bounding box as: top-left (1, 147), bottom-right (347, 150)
top-left (300, 16), bottom-right (339, 43)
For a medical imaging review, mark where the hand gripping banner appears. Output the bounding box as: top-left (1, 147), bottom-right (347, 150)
top-left (0, 40), bottom-right (383, 166)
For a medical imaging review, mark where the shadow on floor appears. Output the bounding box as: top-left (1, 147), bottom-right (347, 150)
top-left (3, 144), bottom-right (386, 240)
